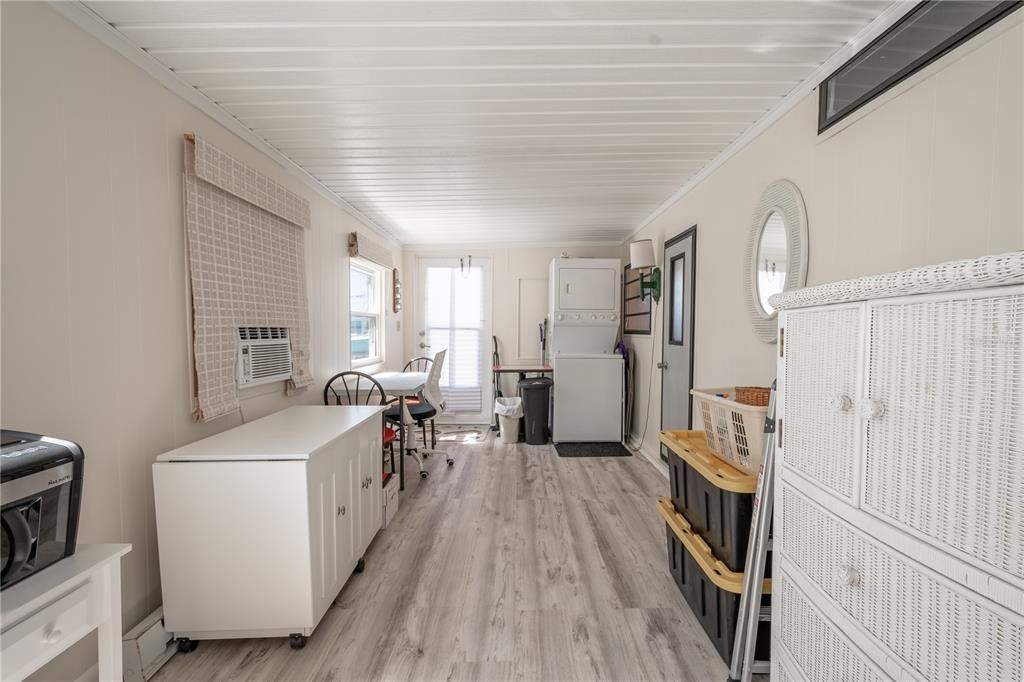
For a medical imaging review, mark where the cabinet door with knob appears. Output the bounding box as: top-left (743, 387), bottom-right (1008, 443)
top-left (779, 303), bottom-right (864, 504)
top-left (353, 421), bottom-right (382, 552)
top-left (860, 290), bottom-right (1024, 582)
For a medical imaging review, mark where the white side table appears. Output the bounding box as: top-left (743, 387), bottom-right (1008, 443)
top-left (1, 544), bottom-right (131, 682)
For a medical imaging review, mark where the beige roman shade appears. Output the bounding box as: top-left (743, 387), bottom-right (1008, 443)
top-left (184, 135), bottom-right (313, 421)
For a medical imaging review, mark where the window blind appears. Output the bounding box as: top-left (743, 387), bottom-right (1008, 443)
top-left (183, 135), bottom-right (313, 421)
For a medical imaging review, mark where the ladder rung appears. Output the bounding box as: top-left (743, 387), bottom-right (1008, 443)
top-left (751, 661), bottom-right (771, 675)
top-left (759, 604), bottom-right (772, 621)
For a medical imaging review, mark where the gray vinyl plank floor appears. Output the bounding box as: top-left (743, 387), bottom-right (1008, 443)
top-left (153, 431), bottom-right (727, 682)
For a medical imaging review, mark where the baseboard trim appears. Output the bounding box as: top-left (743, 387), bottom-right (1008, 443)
top-left (628, 440), bottom-right (668, 480)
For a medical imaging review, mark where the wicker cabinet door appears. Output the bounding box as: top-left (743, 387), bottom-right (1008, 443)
top-left (862, 291), bottom-right (1024, 582)
top-left (781, 305), bottom-right (863, 502)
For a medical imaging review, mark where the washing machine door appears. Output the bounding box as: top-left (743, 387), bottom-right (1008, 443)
top-left (1, 506), bottom-right (35, 588)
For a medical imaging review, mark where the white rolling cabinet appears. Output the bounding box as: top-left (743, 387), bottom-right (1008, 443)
top-left (772, 252), bottom-right (1024, 681)
top-left (153, 406), bottom-right (383, 649)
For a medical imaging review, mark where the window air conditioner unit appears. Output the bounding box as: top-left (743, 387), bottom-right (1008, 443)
top-left (237, 326), bottom-right (292, 387)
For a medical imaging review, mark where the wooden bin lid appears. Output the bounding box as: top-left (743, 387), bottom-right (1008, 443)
top-left (657, 497), bottom-right (771, 595)
top-left (659, 430), bottom-right (757, 494)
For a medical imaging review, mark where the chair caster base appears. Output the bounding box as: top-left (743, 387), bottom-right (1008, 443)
top-left (446, 458), bottom-right (454, 466)
top-left (420, 470), bottom-right (429, 479)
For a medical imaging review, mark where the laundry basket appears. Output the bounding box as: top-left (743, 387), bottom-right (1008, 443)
top-left (690, 388), bottom-right (770, 475)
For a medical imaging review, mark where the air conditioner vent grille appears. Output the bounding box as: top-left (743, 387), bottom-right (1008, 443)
top-left (239, 326), bottom-right (289, 341)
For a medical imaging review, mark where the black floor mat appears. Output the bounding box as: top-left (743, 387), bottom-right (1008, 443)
top-left (555, 442), bottom-right (632, 458)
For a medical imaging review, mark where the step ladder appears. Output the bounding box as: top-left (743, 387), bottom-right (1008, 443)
top-left (728, 380), bottom-right (777, 682)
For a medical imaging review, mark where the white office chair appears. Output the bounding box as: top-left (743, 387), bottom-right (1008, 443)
top-left (386, 349), bottom-right (451, 478)
top-left (417, 350), bottom-right (452, 469)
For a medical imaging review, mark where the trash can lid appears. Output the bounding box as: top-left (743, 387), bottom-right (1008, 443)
top-left (519, 377), bottom-right (553, 388)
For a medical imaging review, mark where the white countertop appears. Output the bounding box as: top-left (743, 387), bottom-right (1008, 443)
top-left (1, 544), bottom-right (131, 625)
top-left (156, 406), bottom-right (384, 462)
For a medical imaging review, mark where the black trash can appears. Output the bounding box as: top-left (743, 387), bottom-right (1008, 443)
top-left (519, 377), bottom-right (553, 445)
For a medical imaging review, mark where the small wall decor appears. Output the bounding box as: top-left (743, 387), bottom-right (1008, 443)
top-left (392, 268), bottom-right (402, 314)
top-left (623, 263), bottom-right (652, 335)
top-left (744, 179), bottom-right (808, 343)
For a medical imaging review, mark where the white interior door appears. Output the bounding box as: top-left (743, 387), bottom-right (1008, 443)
top-left (417, 257), bottom-right (492, 423)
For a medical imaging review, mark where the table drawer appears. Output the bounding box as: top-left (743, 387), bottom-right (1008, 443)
top-left (1, 580), bottom-right (98, 681)
top-left (774, 567), bottom-right (889, 682)
top-left (779, 482), bottom-right (1024, 681)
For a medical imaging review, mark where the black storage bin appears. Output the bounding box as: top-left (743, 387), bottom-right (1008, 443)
top-left (666, 432), bottom-right (771, 574)
top-left (519, 377), bottom-right (552, 445)
top-left (665, 523), bottom-right (771, 665)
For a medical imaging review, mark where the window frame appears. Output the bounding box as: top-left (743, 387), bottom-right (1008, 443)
top-left (350, 258), bottom-right (386, 368)
top-left (818, 1), bottom-right (1022, 133)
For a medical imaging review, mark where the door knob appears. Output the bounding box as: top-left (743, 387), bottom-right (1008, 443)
top-left (419, 343), bottom-right (431, 349)
top-left (828, 394), bottom-right (853, 412)
top-left (860, 399), bottom-right (886, 420)
top-left (656, 361), bottom-right (669, 370)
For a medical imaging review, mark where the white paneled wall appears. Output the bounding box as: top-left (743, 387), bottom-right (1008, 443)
top-left (0, 4), bottom-right (401, 678)
top-left (625, 14), bottom-right (1024, 462)
top-left (402, 244), bottom-right (621, 402)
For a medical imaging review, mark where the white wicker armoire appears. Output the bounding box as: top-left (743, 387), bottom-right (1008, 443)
top-left (770, 252), bottom-right (1024, 681)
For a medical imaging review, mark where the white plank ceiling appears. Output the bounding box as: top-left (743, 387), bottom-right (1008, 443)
top-left (83, 1), bottom-right (893, 244)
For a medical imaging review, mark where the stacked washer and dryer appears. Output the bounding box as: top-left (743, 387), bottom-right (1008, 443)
top-left (547, 257), bottom-right (624, 443)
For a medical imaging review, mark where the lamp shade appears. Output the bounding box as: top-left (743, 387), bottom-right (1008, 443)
top-left (629, 239), bottom-right (657, 270)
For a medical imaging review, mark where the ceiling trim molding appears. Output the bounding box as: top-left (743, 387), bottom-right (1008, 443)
top-left (47, 1), bottom-right (400, 249)
top-left (621, 0), bottom-right (916, 245)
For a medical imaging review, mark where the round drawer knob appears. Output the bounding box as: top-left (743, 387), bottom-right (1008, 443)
top-left (43, 627), bottom-right (63, 645)
top-left (840, 565), bottom-right (861, 587)
top-left (860, 399), bottom-right (886, 420)
top-left (828, 394), bottom-right (853, 412)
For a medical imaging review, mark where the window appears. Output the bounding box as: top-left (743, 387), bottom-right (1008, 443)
top-left (818, 1), bottom-right (1021, 132)
top-left (350, 259), bottom-right (385, 367)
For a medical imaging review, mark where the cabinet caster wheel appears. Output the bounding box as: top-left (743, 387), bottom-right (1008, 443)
top-left (420, 470), bottom-right (429, 479)
top-left (176, 638), bottom-right (198, 654)
top-left (289, 634), bottom-right (308, 650)
top-left (354, 557), bottom-right (366, 574)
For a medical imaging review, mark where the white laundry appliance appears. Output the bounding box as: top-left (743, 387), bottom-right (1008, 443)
top-left (547, 257), bottom-right (624, 443)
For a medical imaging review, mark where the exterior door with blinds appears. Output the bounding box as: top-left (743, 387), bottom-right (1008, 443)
top-left (417, 258), bottom-right (492, 422)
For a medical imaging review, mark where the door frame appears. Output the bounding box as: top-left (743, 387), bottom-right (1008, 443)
top-left (660, 226), bottom-right (697, 447)
top-left (415, 255), bottom-right (493, 425)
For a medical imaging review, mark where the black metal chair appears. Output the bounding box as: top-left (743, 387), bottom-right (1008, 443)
top-left (323, 371), bottom-right (397, 479)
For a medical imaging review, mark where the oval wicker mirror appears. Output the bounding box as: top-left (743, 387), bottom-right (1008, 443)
top-left (745, 180), bottom-right (808, 343)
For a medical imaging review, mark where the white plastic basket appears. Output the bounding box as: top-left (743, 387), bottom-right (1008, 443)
top-left (690, 387), bottom-right (770, 475)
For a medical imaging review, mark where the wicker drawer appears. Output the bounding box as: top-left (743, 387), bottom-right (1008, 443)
top-left (862, 291), bottom-right (1024, 582)
top-left (773, 567), bottom-right (889, 682)
top-left (779, 482), bottom-right (1024, 681)
top-left (781, 305), bottom-right (863, 503)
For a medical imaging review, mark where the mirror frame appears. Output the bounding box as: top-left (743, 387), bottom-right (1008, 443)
top-left (744, 179), bottom-right (809, 343)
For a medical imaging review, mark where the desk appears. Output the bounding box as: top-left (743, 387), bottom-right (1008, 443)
top-left (372, 371), bottom-right (428, 490)
top-left (492, 363), bottom-right (553, 431)
top-left (1, 544), bottom-right (131, 682)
